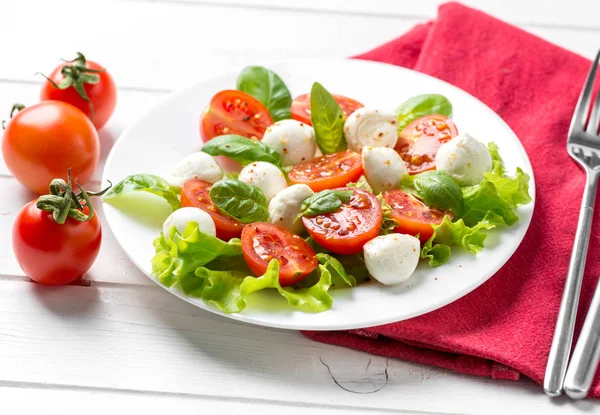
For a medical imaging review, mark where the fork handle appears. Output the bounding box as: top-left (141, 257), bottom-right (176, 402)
top-left (564, 276), bottom-right (600, 399)
top-left (544, 171), bottom-right (599, 397)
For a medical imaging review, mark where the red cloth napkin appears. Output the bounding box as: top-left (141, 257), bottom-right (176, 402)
top-left (302, 2), bottom-right (600, 395)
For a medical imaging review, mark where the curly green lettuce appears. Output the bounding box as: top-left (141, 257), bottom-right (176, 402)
top-left (152, 224), bottom-right (337, 313)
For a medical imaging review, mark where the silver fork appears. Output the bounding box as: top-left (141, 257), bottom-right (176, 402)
top-left (544, 49), bottom-right (600, 398)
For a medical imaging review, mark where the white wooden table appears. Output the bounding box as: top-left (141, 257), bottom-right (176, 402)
top-left (1, 1), bottom-right (599, 413)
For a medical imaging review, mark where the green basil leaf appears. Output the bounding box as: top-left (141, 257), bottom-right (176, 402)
top-left (202, 134), bottom-right (282, 167)
top-left (209, 179), bottom-right (268, 223)
top-left (102, 174), bottom-right (180, 211)
top-left (401, 170), bottom-right (463, 216)
top-left (394, 94), bottom-right (452, 132)
top-left (297, 189), bottom-right (352, 220)
top-left (310, 82), bottom-right (346, 154)
top-left (236, 66), bottom-right (292, 121)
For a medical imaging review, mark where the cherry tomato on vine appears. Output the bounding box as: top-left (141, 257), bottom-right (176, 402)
top-left (12, 171), bottom-right (109, 285)
top-left (40, 52), bottom-right (117, 130)
top-left (2, 101), bottom-right (99, 194)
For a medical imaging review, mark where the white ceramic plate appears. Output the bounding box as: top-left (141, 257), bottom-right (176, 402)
top-left (102, 59), bottom-right (535, 331)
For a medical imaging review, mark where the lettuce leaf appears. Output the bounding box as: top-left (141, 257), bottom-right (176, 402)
top-left (421, 215), bottom-right (495, 267)
top-left (316, 253), bottom-right (356, 287)
top-left (484, 167), bottom-right (532, 208)
top-left (240, 260), bottom-right (334, 312)
top-left (151, 222), bottom-right (243, 287)
top-left (461, 180), bottom-right (518, 226)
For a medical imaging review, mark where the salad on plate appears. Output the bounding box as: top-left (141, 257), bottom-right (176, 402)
top-left (103, 65), bottom-right (532, 314)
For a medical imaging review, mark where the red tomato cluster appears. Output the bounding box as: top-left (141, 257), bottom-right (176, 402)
top-left (3, 53), bottom-right (116, 285)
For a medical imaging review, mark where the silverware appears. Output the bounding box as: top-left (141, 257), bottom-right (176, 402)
top-left (564, 276), bottom-right (600, 399)
top-left (544, 49), bottom-right (600, 397)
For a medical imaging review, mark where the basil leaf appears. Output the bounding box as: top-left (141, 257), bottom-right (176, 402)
top-left (202, 134), bottom-right (282, 167)
top-left (297, 189), bottom-right (352, 220)
top-left (401, 170), bottom-right (463, 216)
top-left (209, 179), bottom-right (268, 223)
top-left (236, 66), bottom-right (292, 122)
top-left (394, 94), bottom-right (452, 132)
top-left (310, 82), bottom-right (346, 154)
top-left (102, 174), bottom-right (180, 211)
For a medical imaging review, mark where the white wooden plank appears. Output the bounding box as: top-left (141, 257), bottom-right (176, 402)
top-left (156, 0), bottom-right (600, 29)
top-left (0, 279), bottom-right (595, 415)
top-left (0, 0), bottom-right (598, 94)
top-left (0, 386), bottom-right (433, 415)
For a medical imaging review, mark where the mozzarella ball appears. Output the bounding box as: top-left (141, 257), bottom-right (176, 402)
top-left (167, 152), bottom-right (224, 190)
top-left (344, 108), bottom-right (398, 153)
top-left (262, 120), bottom-right (316, 166)
top-left (239, 161), bottom-right (287, 201)
top-left (364, 234), bottom-right (420, 285)
top-left (436, 132), bottom-right (492, 186)
top-left (362, 146), bottom-right (407, 194)
top-left (163, 207), bottom-right (216, 237)
top-left (268, 184), bottom-right (314, 234)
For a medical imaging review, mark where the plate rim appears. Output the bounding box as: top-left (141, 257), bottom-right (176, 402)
top-left (102, 58), bottom-right (536, 331)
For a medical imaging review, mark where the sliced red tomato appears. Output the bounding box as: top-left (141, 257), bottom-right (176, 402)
top-left (288, 150), bottom-right (363, 192)
top-left (291, 93), bottom-right (364, 125)
top-left (241, 223), bottom-right (318, 286)
top-left (200, 90), bottom-right (273, 142)
top-left (303, 188), bottom-right (382, 255)
top-left (383, 189), bottom-right (452, 243)
top-left (180, 179), bottom-right (243, 241)
top-left (395, 114), bottom-right (458, 174)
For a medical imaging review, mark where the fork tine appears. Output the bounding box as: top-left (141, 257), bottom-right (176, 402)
top-left (570, 49), bottom-right (600, 136)
top-left (587, 88), bottom-right (600, 135)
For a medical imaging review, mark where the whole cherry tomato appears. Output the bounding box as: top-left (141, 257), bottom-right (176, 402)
top-left (12, 172), bottom-right (108, 285)
top-left (40, 52), bottom-right (117, 130)
top-left (2, 101), bottom-right (99, 194)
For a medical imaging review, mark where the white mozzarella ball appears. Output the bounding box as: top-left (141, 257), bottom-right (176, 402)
top-left (268, 184), bottom-right (314, 234)
top-left (262, 120), bottom-right (317, 166)
top-left (344, 108), bottom-right (398, 153)
top-left (362, 146), bottom-right (407, 194)
top-left (167, 152), bottom-right (224, 190)
top-left (163, 207), bottom-right (216, 237)
top-left (239, 161), bottom-right (287, 201)
top-left (435, 132), bottom-right (492, 186)
top-left (364, 234), bottom-right (420, 285)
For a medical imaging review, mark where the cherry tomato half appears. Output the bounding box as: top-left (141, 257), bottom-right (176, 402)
top-left (2, 101), bottom-right (99, 194)
top-left (40, 55), bottom-right (117, 130)
top-left (13, 201), bottom-right (101, 285)
top-left (303, 188), bottom-right (382, 255)
top-left (288, 150), bottom-right (363, 192)
top-left (395, 114), bottom-right (458, 174)
top-left (383, 189), bottom-right (452, 243)
top-left (200, 90), bottom-right (273, 142)
top-left (291, 93), bottom-right (364, 125)
top-left (180, 179), bottom-right (243, 241)
top-left (241, 222), bottom-right (318, 286)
